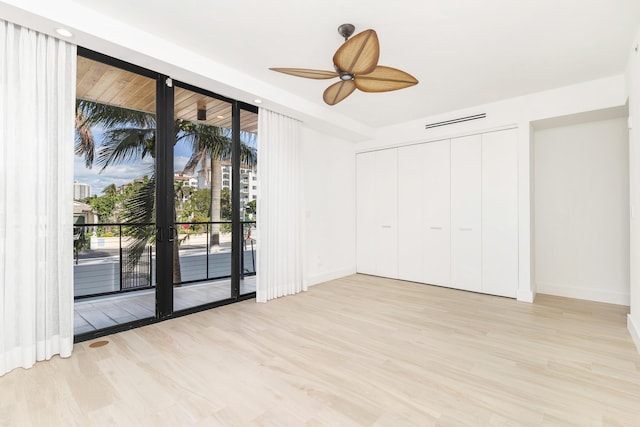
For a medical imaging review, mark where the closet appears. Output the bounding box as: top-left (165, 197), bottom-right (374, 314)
top-left (356, 128), bottom-right (518, 298)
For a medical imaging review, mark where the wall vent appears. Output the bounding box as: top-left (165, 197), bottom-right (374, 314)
top-left (425, 113), bottom-right (486, 129)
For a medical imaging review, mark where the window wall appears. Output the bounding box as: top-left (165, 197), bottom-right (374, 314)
top-left (73, 48), bottom-right (259, 341)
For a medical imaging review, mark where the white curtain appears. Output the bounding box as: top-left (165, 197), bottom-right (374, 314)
top-left (256, 109), bottom-right (305, 302)
top-left (0, 20), bottom-right (76, 376)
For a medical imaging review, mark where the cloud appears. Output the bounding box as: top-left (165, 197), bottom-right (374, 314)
top-left (74, 155), bottom-right (154, 196)
top-left (174, 155), bottom-right (190, 172)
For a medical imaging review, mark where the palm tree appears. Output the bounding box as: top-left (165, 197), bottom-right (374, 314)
top-left (180, 123), bottom-right (257, 252)
top-left (75, 99), bottom-right (257, 284)
top-left (76, 99), bottom-right (162, 280)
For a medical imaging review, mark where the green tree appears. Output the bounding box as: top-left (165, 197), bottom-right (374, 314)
top-left (88, 194), bottom-right (116, 223)
top-left (245, 199), bottom-right (256, 218)
top-left (103, 183), bottom-right (117, 196)
top-left (220, 188), bottom-right (232, 220)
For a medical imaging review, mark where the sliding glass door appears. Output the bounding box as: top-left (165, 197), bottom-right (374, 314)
top-left (73, 48), bottom-right (258, 341)
top-left (73, 53), bottom-right (158, 335)
top-left (170, 84), bottom-right (259, 311)
top-left (171, 85), bottom-right (237, 310)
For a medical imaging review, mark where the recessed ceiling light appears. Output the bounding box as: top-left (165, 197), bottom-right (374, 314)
top-left (254, 99), bottom-right (262, 104)
top-left (55, 28), bottom-right (73, 37)
top-left (217, 115), bottom-right (225, 119)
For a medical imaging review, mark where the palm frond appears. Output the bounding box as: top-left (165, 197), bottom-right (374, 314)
top-left (120, 174), bottom-right (155, 273)
top-left (75, 110), bottom-right (95, 168)
top-left (122, 174), bottom-right (155, 224)
top-left (77, 99), bottom-right (156, 129)
top-left (239, 142), bottom-right (257, 167)
top-left (96, 128), bottom-right (156, 170)
top-left (183, 146), bottom-right (206, 176)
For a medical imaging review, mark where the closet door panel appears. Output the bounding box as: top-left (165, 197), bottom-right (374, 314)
top-left (450, 135), bottom-right (482, 292)
top-left (375, 149), bottom-right (399, 279)
top-left (482, 129), bottom-right (518, 297)
top-left (398, 144), bottom-right (426, 282)
top-left (356, 151), bottom-right (377, 275)
top-left (423, 139), bottom-right (451, 286)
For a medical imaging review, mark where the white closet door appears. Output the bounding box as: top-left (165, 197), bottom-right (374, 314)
top-left (356, 149), bottom-right (398, 279)
top-left (450, 135), bottom-right (482, 292)
top-left (398, 144), bottom-right (426, 282)
top-left (356, 151), bottom-right (377, 275)
top-left (375, 148), bottom-right (399, 279)
top-left (423, 139), bottom-right (451, 287)
top-left (482, 129), bottom-right (518, 297)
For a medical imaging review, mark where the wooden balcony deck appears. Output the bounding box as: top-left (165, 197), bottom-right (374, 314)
top-left (74, 277), bottom-right (256, 335)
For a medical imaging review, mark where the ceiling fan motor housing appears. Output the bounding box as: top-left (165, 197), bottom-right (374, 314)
top-left (339, 71), bottom-right (354, 81)
top-left (338, 23), bottom-right (355, 40)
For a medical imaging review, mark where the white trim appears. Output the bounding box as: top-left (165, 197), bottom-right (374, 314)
top-left (304, 269), bottom-right (356, 287)
top-left (536, 281), bottom-right (630, 305)
top-left (517, 289), bottom-right (535, 303)
top-left (628, 315), bottom-right (640, 354)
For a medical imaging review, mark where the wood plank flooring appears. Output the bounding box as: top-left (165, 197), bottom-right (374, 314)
top-left (2, 274), bottom-right (640, 426)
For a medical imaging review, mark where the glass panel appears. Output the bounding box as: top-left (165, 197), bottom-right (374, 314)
top-left (73, 56), bottom-right (156, 336)
top-left (239, 108), bottom-right (258, 295)
top-left (173, 87), bottom-right (234, 310)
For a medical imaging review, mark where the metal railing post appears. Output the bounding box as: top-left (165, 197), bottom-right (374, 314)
top-left (119, 224), bottom-right (123, 292)
top-left (206, 222), bottom-right (210, 279)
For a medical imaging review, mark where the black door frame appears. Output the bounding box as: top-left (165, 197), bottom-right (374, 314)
top-left (155, 73), bottom-right (174, 319)
top-left (74, 47), bottom-right (257, 343)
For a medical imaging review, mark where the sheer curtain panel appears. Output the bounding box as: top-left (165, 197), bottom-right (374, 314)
top-left (256, 109), bottom-right (305, 302)
top-left (0, 20), bottom-right (76, 376)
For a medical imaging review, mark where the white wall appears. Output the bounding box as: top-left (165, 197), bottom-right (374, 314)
top-left (301, 126), bottom-right (356, 286)
top-left (534, 118), bottom-right (629, 305)
top-left (627, 24), bottom-right (640, 351)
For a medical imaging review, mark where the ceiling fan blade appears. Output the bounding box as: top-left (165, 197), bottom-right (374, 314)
top-left (333, 29), bottom-right (379, 75)
top-left (323, 80), bottom-right (356, 105)
top-left (354, 66), bottom-right (419, 92)
top-left (269, 68), bottom-right (338, 79)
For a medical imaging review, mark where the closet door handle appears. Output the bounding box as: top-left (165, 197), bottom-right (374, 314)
top-left (458, 227), bottom-right (473, 232)
top-left (381, 225), bottom-right (392, 228)
top-left (430, 226), bottom-right (443, 230)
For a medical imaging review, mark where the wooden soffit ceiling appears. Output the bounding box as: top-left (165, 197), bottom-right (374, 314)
top-left (76, 56), bottom-right (258, 133)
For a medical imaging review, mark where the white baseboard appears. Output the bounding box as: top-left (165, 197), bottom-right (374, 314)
top-left (536, 281), bottom-right (630, 305)
top-left (517, 288), bottom-right (536, 303)
top-left (304, 267), bottom-right (356, 287)
top-left (628, 314), bottom-right (640, 355)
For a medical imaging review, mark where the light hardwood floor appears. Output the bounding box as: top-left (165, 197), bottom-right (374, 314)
top-left (2, 274), bottom-right (640, 426)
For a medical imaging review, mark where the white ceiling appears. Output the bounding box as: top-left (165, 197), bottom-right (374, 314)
top-left (4, 0), bottom-right (640, 133)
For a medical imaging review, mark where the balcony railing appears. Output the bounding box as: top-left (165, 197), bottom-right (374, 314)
top-left (73, 221), bottom-right (256, 300)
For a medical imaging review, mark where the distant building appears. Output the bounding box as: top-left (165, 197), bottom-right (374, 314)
top-left (73, 181), bottom-right (91, 200)
top-left (73, 201), bottom-right (98, 224)
top-left (198, 160), bottom-right (258, 204)
top-left (174, 172), bottom-right (198, 188)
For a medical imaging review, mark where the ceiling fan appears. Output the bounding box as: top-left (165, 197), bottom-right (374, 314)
top-left (270, 24), bottom-right (418, 105)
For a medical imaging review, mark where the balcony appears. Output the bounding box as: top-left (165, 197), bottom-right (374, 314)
top-left (73, 221), bottom-right (257, 335)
